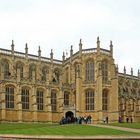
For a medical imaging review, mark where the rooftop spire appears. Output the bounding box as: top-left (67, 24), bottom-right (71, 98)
top-left (11, 40), bottom-right (14, 53)
top-left (124, 66), bottom-right (126, 74)
top-left (70, 45), bottom-right (73, 56)
top-left (110, 40), bottom-right (113, 57)
top-left (62, 51), bottom-right (65, 61)
top-left (79, 39), bottom-right (82, 57)
top-left (38, 46), bottom-right (41, 57)
top-left (25, 43), bottom-right (28, 54)
top-left (97, 36), bottom-right (100, 47)
top-left (97, 36), bottom-right (100, 54)
top-left (131, 68), bottom-right (133, 76)
top-left (50, 49), bottom-right (53, 60)
top-left (79, 39), bottom-right (82, 49)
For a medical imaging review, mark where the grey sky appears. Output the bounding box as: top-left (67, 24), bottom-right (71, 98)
top-left (0, 0), bottom-right (140, 75)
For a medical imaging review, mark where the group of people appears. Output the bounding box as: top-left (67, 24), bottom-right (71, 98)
top-left (118, 116), bottom-right (133, 123)
top-left (60, 115), bottom-right (92, 125)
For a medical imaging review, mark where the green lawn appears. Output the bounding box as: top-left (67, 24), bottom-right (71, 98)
top-left (109, 122), bottom-right (140, 129)
top-left (0, 123), bottom-right (138, 136)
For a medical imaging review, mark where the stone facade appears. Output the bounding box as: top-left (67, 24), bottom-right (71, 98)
top-left (0, 37), bottom-right (139, 123)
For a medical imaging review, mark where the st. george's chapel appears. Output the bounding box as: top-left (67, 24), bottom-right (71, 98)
top-left (0, 37), bottom-right (140, 123)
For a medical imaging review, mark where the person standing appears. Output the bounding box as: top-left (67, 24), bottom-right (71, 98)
top-left (106, 116), bottom-right (108, 124)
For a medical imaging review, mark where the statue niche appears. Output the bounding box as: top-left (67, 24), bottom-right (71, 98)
top-left (52, 69), bottom-right (60, 83)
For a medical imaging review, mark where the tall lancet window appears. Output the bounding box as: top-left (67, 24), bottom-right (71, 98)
top-left (102, 60), bottom-right (108, 82)
top-left (85, 61), bottom-right (94, 81)
top-left (102, 89), bottom-right (108, 111)
top-left (64, 91), bottom-right (69, 106)
top-left (85, 90), bottom-right (94, 111)
top-left (29, 64), bottom-right (36, 80)
top-left (16, 62), bottom-right (23, 79)
top-left (5, 86), bottom-right (14, 109)
top-left (3, 61), bottom-right (10, 79)
top-left (51, 90), bottom-right (57, 112)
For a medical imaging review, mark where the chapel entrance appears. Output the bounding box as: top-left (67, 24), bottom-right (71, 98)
top-left (65, 111), bottom-right (74, 123)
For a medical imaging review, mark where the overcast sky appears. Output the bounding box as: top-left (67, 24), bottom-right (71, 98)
top-left (0, 0), bottom-right (140, 75)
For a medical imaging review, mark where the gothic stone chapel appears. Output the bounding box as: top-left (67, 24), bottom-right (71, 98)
top-left (0, 37), bottom-right (140, 123)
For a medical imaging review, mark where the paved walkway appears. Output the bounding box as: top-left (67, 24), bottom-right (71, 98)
top-left (0, 124), bottom-right (140, 139)
top-left (89, 124), bottom-right (140, 133)
top-left (0, 134), bottom-right (140, 140)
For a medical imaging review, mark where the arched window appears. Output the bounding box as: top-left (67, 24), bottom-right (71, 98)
top-left (102, 60), bottom-right (108, 82)
top-left (16, 62), bottom-right (23, 79)
top-left (51, 90), bottom-right (57, 112)
top-left (85, 61), bottom-right (94, 81)
top-left (3, 61), bottom-right (10, 79)
top-left (64, 91), bottom-right (69, 106)
top-left (36, 89), bottom-right (44, 111)
top-left (21, 88), bottom-right (29, 110)
top-left (65, 67), bottom-right (69, 83)
top-left (85, 90), bottom-right (94, 111)
top-left (29, 64), bottom-right (36, 80)
top-left (5, 86), bottom-right (14, 109)
top-left (136, 99), bottom-right (140, 111)
top-left (102, 89), bottom-right (108, 111)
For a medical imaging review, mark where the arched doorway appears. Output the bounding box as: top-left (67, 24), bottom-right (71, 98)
top-left (65, 111), bottom-right (74, 123)
top-left (65, 111), bottom-right (74, 118)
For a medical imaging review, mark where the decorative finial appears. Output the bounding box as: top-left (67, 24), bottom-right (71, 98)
top-left (11, 40), bottom-right (14, 52)
top-left (124, 66), bottom-right (126, 74)
top-left (79, 38), bottom-right (82, 46)
top-left (97, 36), bottom-right (100, 52)
top-left (110, 40), bottom-right (112, 45)
top-left (110, 40), bottom-right (113, 57)
top-left (97, 36), bottom-right (99, 42)
top-left (12, 40), bottom-right (14, 46)
top-left (70, 45), bottom-right (73, 56)
top-left (25, 43), bottom-right (28, 55)
top-left (79, 39), bottom-right (82, 56)
top-left (25, 43), bottom-right (28, 49)
top-left (50, 49), bottom-right (53, 60)
top-left (62, 51), bottom-right (65, 61)
top-left (38, 46), bottom-right (41, 57)
top-left (131, 68), bottom-right (133, 76)
top-left (71, 45), bottom-right (73, 50)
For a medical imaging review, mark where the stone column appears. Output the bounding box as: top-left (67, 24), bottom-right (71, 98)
top-left (58, 89), bottom-right (63, 116)
top-left (58, 74), bottom-right (64, 115)
top-left (17, 86), bottom-right (22, 122)
top-left (1, 84), bottom-right (6, 121)
top-left (95, 61), bottom-right (102, 122)
top-left (110, 63), bottom-right (119, 122)
top-left (17, 68), bottom-right (20, 82)
top-left (32, 86), bottom-right (37, 122)
top-left (1, 65), bottom-right (4, 80)
top-left (46, 88), bottom-right (52, 122)
top-left (32, 71), bottom-right (35, 84)
top-left (76, 64), bottom-right (82, 116)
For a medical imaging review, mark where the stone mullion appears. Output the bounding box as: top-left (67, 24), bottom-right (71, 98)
top-left (46, 88), bottom-right (52, 122)
top-left (32, 86), bottom-right (37, 122)
top-left (17, 86), bottom-right (22, 122)
top-left (1, 84), bottom-right (6, 121)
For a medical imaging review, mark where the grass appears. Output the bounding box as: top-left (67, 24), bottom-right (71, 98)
top-left (109, 122), bottom-right (140, 129)
top-left (0, 123), bottom-right (138, 136)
